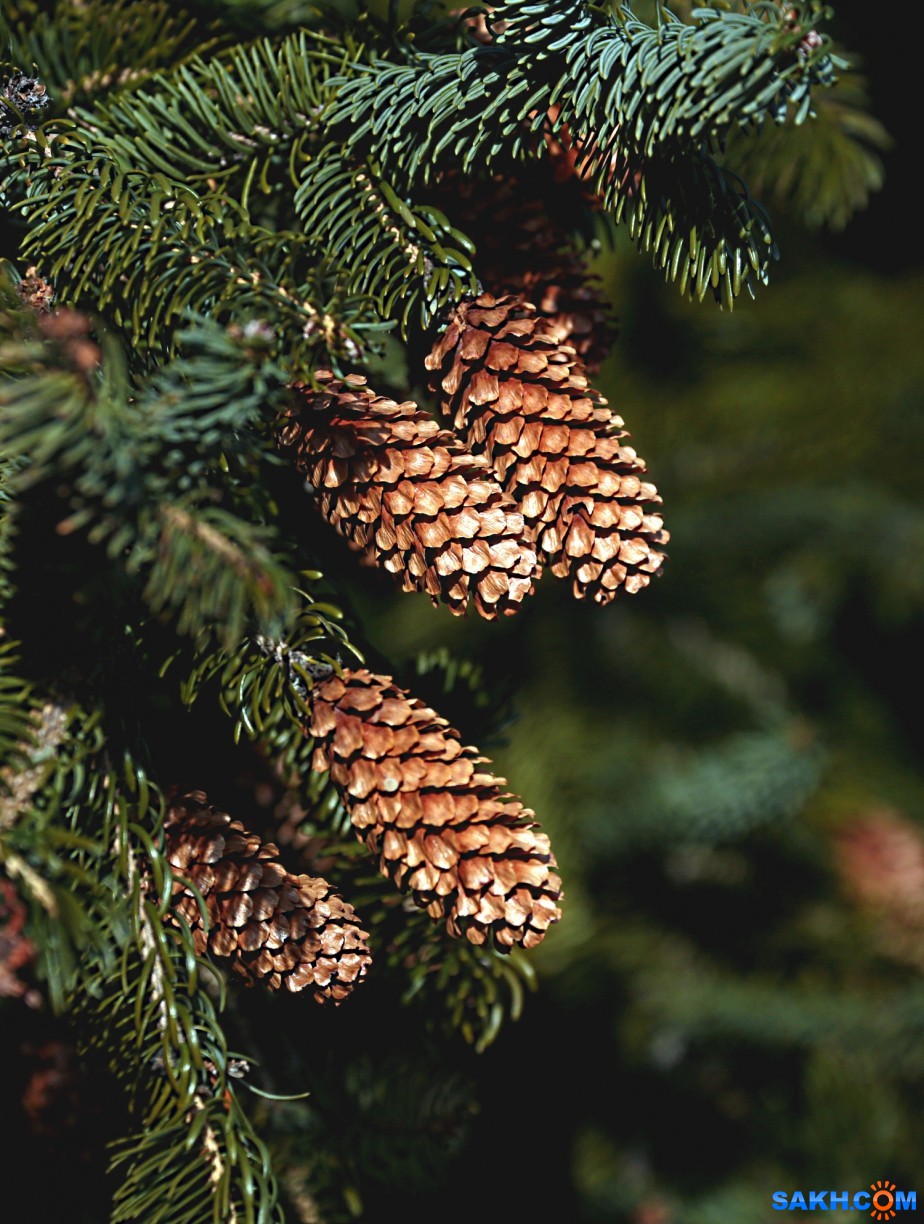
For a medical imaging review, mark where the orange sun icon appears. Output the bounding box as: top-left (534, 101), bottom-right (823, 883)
top-left (870, 1180), bottom-right (897, 1221)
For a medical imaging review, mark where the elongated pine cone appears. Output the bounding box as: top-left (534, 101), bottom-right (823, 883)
top-left (438, 175), bottom-right (617, 372)
top-left (278, 371), bottom-right (538, 618)
top-left (426, 292), bottom-right (668, 603)
top-left (164, 789), bottom-right (371, 1002)
top-left (308, 668), bottom-right (562, 950)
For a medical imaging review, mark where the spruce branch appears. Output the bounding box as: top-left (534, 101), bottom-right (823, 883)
top-left (0, 688), bottom-right (111, 1010)
top-left (79, 29), bottom-right (343, 196)
top-left (0, 697), bottom-right (69, 832)
top-left (294, 152), bottom-right (480, 334)
top-left (83, 857), bottom-right (283, 1223)
top-left (2, 133), bottom-right (375, 361)
top-left (19, 762), bottom-right (286, 1224)
top-left (6, 0), bottom-right (211, 110)
top-left (328, 0), bottom-right (843, 304)
top-left (721, 65), bottom-right (891, 231)
top-left (0, 297), bottom-right (299, 649)
top-left (0, 668), bottom-right (285, 1220)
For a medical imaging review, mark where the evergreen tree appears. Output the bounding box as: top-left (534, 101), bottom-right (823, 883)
top-left (0, 1), bottom-right (903, 1220)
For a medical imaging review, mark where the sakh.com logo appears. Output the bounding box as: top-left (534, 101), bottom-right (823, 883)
top-left (773, 1180), bottom-right (917, 1215)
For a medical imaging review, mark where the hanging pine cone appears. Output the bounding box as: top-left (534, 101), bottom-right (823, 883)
top-left (164, 789), bottom-right (371, 1003)
top-left (308, 668), bottom-right (562, 950)
top-left (0, 69), bottom-right (51, 140)
top-left (277, 371), bottom-right (538, 618)
top-left (426, 292), bottom-right (668, 603)
top-left (16, 267), bottom-right (55, 314)
top-left (431, 174), bottom-right (617, 372)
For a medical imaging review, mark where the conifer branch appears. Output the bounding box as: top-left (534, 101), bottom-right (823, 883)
top-left (0, 298), bottom-right (299, 648)
top-left (295, 153), bottom-right (480, 333)
top-left (7, 0), bottom-right (210, 110)
top-left (329, 0), bottom-right (841, 304)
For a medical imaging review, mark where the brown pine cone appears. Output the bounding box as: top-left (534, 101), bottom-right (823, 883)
top-left (277, 371), bottom-right (538, 618)
top-left (164, 789), bottom-right (371, 1003)
top-left (426, 292), bottom-right (668, 603)
top-left (16, 267), bottom-right (55, 315)
top-left (431, 175), bottom-right (617, 372)
top-left (308, 668), bottom-right (562, 950)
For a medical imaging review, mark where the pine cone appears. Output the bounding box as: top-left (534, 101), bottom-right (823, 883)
top-left (0, 70), bottom-right (51, 140)
top-left (164, 789), bottom-right (371, 1003)
top-left (432, 175), bottom-right (617, 372)
top-left (426, 292), bottom-right (668, 603)
top-left (308, 668), bottom-right (562, 950)
top-left (16, 267), bottom-right (55, 315)
top-left (277, 371), bottom-right (538, 618)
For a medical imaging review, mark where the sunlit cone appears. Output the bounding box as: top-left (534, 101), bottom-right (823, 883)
top-left (308, 668), bottom-right (562, 950)
top-left (277, 371), bottom-right (538, 618)
top-left (426, 292), bottom-right (668, 603)
top-left (164, 789), bottom-right (371, 1002)
top-left (439, 176), bottom-right (617, 372)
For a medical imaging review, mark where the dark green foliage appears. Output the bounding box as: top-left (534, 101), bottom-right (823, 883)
top-left (330, 0), bottom-right (843, 305)
top-left (723, 65), bottom-right (891, 230)
top-left (0, 294), bottom-right (298, 648)
top-left (7, 0), bottom-right (210, 109)
top-left (294, 153), bottom-right (479, 332)
top-left (0, 0), bottom-right (903, 1219)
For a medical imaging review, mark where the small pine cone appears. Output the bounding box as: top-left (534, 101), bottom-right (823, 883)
top-left (277, 370), bottom-right (538, 618)
top-left (426, 292), bottom-right (668, 603)
top-left (0, 70), bottom-right (51, 140)
top-left (17, 267), bottom-right (55, 314)
top-left (308, 668), bottom-right (562, 950)
top-left (164, 789), bottom-right (371, 1003)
